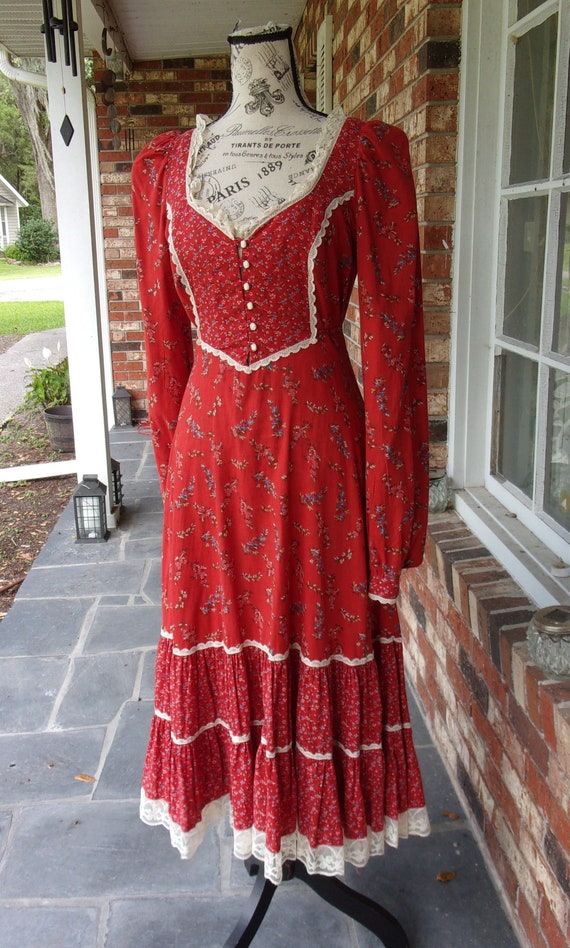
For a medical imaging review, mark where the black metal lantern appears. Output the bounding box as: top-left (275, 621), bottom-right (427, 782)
top-left (111, 457), bottom-right (123, 509)
top-left (112, 385), bottom-right (133, 427)
top-left (73, 475), bottom-right (109, 542)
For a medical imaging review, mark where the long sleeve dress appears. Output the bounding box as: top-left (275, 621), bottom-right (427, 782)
top-left (132, 107), bottom-right (431, 884)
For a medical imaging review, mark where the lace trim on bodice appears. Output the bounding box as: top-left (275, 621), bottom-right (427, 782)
top-left (185, 106), bottom-right (347, 240)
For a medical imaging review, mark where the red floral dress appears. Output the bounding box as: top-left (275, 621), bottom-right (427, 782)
top-left (132, 109), bottom-right (430, 884)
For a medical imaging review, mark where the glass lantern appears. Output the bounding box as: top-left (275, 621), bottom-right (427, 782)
top-left (112, 386), bottom-right (133, 427)
top-left (73, 476), bottom-right (109, 542)
top-left (111, 458), bottom-right (123, 509)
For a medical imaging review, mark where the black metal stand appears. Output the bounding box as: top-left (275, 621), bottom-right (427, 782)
top-left (223, 857), bottom-right (409, 947)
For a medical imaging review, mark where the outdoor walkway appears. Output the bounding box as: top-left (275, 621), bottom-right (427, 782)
top-left (0, 273), bottom-right (63, 302)
top-left (0, 327), bottom-right (67, 425)
top-left (0, 427), bottom-right (521, 947)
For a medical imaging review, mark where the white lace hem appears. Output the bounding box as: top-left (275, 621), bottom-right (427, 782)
top-left (140, 791), bottom-right (431, 885)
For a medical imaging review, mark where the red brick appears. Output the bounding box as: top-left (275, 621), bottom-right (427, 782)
top-left (518, 890), bottom-right (547, 948)
top-left (540, 681), bottom-right (570, 751)
top-left (500, 627), bottom-right (528, 689)
top-left (508, 694), bottom-right (549, 776)
top-left (525, 663), bottom-right (549, 732)
top-left (484, 821), bottom-right (519, 908)
top-left (445, 651), bottom-right (471, 706)
top-left (485, 758), bottom-right (521, 840)
top-left (547, 796), bottom-right (570, 863)
top-left (471, 700), bottom-right (504, 770)
top-left (444, 596), bottom-right (474, 652)
top-left (539, 895), bottom-right (569, 948)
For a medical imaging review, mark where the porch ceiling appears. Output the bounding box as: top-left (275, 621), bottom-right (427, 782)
top-left (0, 0), bottom-right (307, 63)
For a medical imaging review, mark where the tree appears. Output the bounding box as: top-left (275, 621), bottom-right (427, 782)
top-left (0, 60), bottom-right (56, 223)
top-left (0, 72), bottom-right (38, 207)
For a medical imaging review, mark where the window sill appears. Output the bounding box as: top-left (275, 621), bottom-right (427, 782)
top-left (454, 487), bottom-right (570, 607)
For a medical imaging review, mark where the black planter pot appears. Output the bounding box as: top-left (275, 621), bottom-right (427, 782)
top-left (44, 404), bottom-right (74, 453)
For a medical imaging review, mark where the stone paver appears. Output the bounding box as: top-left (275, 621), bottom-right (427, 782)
top-left (0, 428), bottom-right (522, 947)
top-left (0, 728), bottom-right (107, 802)
top-left (0, 597), bottom-right (95, 656)
top-left (94, 700), bottom-right (153, 800)
top-left (0, 801), bottom-right (220, 899)
top-left (0, 907), bottom-right (99, 948)
top-left (53, 652), bottom-right (141, 729)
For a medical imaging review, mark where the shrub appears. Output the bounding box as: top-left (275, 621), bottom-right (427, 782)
top-left (2, 243), bottom-right (24, 260)
top-left (16, 218), bottom-right (59, 264)
top-left (25, 353), bottom-right (70, 408)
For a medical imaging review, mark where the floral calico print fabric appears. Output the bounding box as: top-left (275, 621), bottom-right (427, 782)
top-left (132, 111), bottom-right (431, 884)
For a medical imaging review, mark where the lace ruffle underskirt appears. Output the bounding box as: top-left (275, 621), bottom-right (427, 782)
top-left (140, 790), bottom-right (431, 885)
top-left (140, 621), bottom-right (430, 884)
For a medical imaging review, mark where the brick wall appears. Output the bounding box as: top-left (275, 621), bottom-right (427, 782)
top-left (94, 55), bottom-right (231, 419)
top-left (93, 6), bottom-right (570, 944)
top-left (401, 513), bottom-right (570, 947)
top-left (296, 0), bottom-right (459, 469)
top-left (296, 4), bottom-right (570, 947)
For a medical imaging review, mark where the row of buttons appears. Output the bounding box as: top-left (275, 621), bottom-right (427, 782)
top-left (240, 239), bottom-right (257, 353)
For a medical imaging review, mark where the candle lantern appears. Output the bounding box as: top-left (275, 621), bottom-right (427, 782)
top-left (111, 458), bottom-right (123, 509)
top-left (112, 385), bottom-right (133, 427)
top-left (73, 475), bottom-right (109, 542)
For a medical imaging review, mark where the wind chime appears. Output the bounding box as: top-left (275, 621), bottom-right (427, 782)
top-left (40, 0), bottom-right (78, 146)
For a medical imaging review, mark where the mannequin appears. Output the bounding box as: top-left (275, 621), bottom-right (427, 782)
top-left (132, 19), bottom-right (430, 946)
top-left (191, 23), bottom-right (329, 230)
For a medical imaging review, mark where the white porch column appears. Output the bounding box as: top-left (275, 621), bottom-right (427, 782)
top-left (44, 1), bottom-right (116, 525)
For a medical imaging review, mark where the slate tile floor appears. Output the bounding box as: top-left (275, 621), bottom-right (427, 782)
top-left (0, 428), bottom-right (521, 947)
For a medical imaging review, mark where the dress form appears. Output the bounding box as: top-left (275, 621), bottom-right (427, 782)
top-left (133, 17), bottom-right (429, 946)
top-left (206, 24), bottom-right (412, 948)
top-left (191, 24), bottom-right (330, 231)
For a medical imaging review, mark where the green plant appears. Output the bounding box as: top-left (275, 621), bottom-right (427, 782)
top-left (16, 218), bottom-right (59, 264)
top-left (2, 243), bottom-right (24, 261)
top-left (25, 350), bottom-right (70, 409)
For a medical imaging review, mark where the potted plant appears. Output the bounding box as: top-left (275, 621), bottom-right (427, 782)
top-left (25, 347), bottom-right (74, 452)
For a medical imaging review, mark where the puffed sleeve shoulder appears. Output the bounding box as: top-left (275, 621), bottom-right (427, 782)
top-left (132, 131), bottom-right (194, 494)
top-left (355, 121), bottom-right (429, 603)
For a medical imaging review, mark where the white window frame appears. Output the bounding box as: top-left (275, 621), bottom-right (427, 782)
top-left (450, 0), bottom-right (570, 606)
top-left (0, 205), bottom-right (8, 248)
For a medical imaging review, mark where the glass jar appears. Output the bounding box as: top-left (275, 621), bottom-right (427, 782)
top-left (429, 469), bottom-right (450, 513)
top-left (527, 605), bottom-right (570, 681)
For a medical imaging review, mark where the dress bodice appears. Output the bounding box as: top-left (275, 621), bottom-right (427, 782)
top-left (163, 114), bottom-right (356, 372)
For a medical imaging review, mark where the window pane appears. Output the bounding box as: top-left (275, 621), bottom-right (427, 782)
top-left (496, 351), bottom-right (538, 498)
top-left (554, 192), bottom-right (570, 355)
top-left (503, 195), bottom-right (548, 347)
top-left (510, 14), bottom-right (557, 184)
top-left (562, 72), bottom-right (570, 174)
top-left (545, 368), bottom-right (570, 531)
top-left (518, 0), bottom-right (548, 17)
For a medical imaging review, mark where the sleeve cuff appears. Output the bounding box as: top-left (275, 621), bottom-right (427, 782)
top-left (368, 592), bottom-right (398, 605)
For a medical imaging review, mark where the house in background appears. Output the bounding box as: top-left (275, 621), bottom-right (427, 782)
top-left (0, 172), bottom-right (28, 250)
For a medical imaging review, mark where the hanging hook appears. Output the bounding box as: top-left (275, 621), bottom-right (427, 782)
top-left (102, 27), bottom-right (113, 57)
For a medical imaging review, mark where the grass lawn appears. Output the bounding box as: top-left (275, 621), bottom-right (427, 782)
top-left (0, 301), bottom-right (65, 335)
top-left (0, 259), bottom-right (61, 281)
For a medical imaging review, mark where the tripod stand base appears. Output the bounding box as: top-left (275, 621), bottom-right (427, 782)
top-left (223, 857), bottom-right (409, 947)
